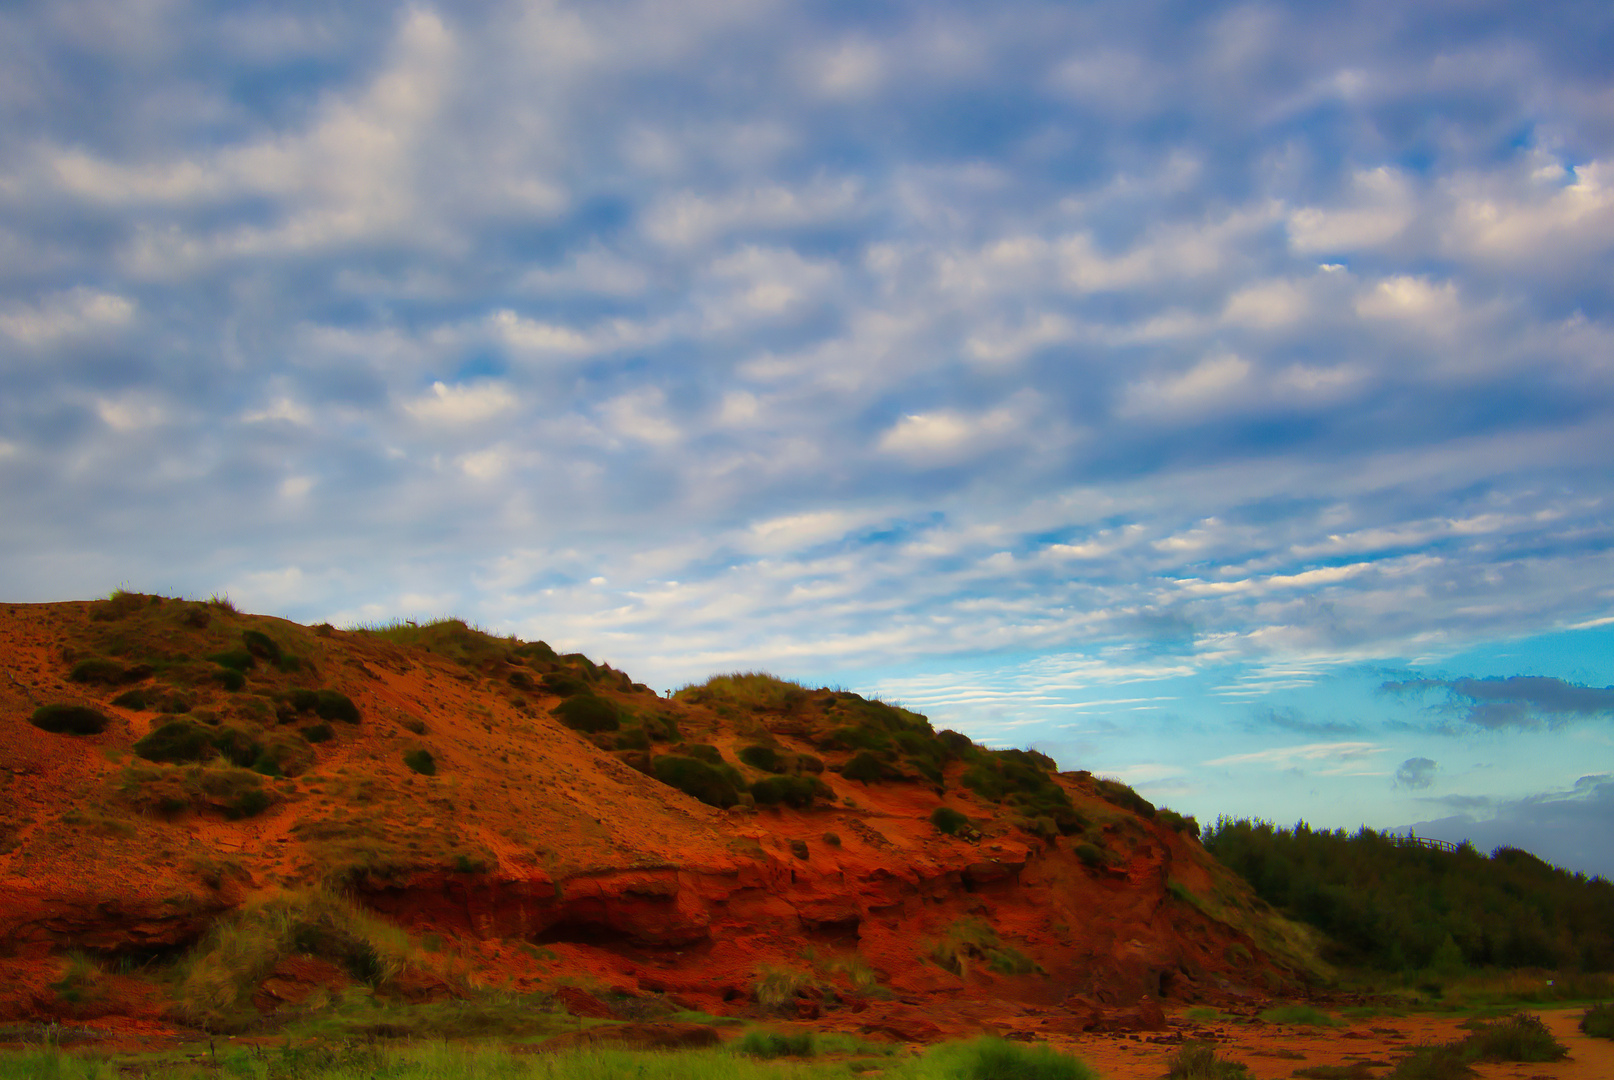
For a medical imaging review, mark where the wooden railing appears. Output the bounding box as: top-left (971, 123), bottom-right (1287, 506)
top-left (1388, 834), bottom-right (1461, 854)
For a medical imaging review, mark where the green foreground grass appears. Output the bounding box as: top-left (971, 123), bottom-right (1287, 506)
top-left (0, 1036), bottom-right (1098, 1080)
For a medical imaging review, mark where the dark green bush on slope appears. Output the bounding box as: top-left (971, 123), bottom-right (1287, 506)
top-left (554, 693), bottom-right (620, 732)
top-left (652, 755), bottom-right (740, 808)
top-left (30, 704), bottom-right (111, 735)
top-left (750, 775), bottom-right (827, 808)
top-left (1204, 818), bottom-right (1614, 971)
top-left (135, 719), bottom-right (218, 763)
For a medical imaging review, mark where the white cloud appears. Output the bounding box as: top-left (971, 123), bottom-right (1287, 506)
top-left (1354, 275), bottom-right (1460, 324)
top-left (95, 394), bottom-right (165, 432)
top-left (642, 177), bottom-right (862, 247)
top-left (1205, 741), bottom-right (1386, 768)
top-left (243, 398), bottom-right (313, 425)
top-left (743, 510), bottom-right (862, 554)
top-left (458, 447), bottom-right (509, 479)
top-left (1288, 167), bottom-right (1416, 254)
top-left (1119, 354), bottom-right (1251, 417)
top-left (600, 388), bottom-right (681, 446)
top-left (1222, 277), bottom-right (1314, 329)
top-left (878, 398), bottom-right (1031, 465)
top-left (1445, 159), bottom-right (1614, 264)
top-left (809, 38), bottom-right (884, 98)
top-left (965, 313), bottom-right (1075, 364)
top-left (404, 380), bottom-right (518, 425)
top-left (0, 288), bottom-right (135, 344)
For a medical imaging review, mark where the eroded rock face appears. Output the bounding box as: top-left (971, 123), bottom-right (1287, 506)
top-left (0, 599), bottom-right (1323, 1025)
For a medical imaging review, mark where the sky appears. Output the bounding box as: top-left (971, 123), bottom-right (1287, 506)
top-left (2, 0), bottom-right (1613, 874)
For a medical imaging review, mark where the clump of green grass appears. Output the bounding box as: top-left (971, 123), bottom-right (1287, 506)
top-left (929, 918), bottom-right (1043, 978)
top-left (1163, 1042), bottom-right (1251, 1079)
top-left (119, 762), bottom-right (278, 820)
top-left (749, 775), bottom-right (827, 808)
top-left (170, 888), bottom-right (423, 1029)
top-left (677, 671), bottom-right (811, 710)
top-left (926, 1036), bottom-right (1099, 1080)
top-left (1582, 1002), bottom-right (1614, 1039)
top-left (931, 806), bottom-right (970, 835)
top-left (69, 657), bottom-right (142, 685)
top-left (1386, 1044), bottom-right (1477, 1080)
top-left (403, 749), bottom-right (437, 775)
top-left (842, 750), bottom-right (892, 782)
top-left (751, 966), bottom-right (813, 1011)
top-left (554, 693), bottom-right (621, 732)
top-left (653, 755), bottom-right (741, 808)
top-left (30, 704), bottom-right (111, 735)
top-left (1259, 1004), bottom-right (1341, 1026)
top-left (735, 1028), bottom-right (815, 1058)
top-left (1460, 1012), bottom-right (1567, 1062)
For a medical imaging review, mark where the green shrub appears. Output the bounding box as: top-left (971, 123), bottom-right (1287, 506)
top-left (677, 671), bottom-right (810, 710)
top-left (931, 806), bottom-right (970, 835)
top-left (750, 775), bottom-right (826, 808)
top-left (752, 966), bottom-right (812, 1011)
top-left (403, 749), bottom-right (437, 775)
top-left (1164, 1041), bottom-right (1251, 1079)
top-left (653, 755), bottom-right (740, 808)
top-left (1461, 1013), bottom-right (1567, 1062)
top-left (843, 750), bottom-right (889, 782)
top-left (679, 743), bottom-right (725, 764)
top-left (739, 744), bottom-right (783, 772)
top-left (1160, 808), bottom-right (1201, 837)
top-left (111, 688), bottom-right (151, 710)
top-left (615, 725), bottom-right (652, 750)
top-left (1259, 1004), bottom-right (1340, 1027)
top-left (69, 657), bottom-right (135, 685)
top-left (210, 725), bottom-right (263, 768)
top-left (1075, 842), bottom-right (1106, 867)
top-left (541, 672), bottom-right (589, 697)
top-left (122, 763), bottom-right (277, 820)
top-left (240, 629), bottom-right (282, 663)
top-left (314, 690), bottom-right (360, 723)
top-left (301, 722), bottom-right (334, 743)
top-left (213, 666), bottom-right (246, 691)
top-left (736, 1029), bottom-right (815, 1058)
top-left (554, 693), bottom-right (621, 732)
top-left (134, 718), bottom-right (217, 762)
top-left (929, 918), bottom-right (1043, 978)
top-left (1582, 1003), bottom-right (1614, 1039)
top-left (254, 732), bottom-right (314, 777)
top-left (936, 1036), bottom-right (1099, 1080)
top-left (1095, 777), bottom-right (1156, 818)
top-left (223, 787), bottom-right (274, 820)
top-left (30, 704), bottom-right (111, 735)
top-left (1386, 1044), bottom-right (1477, 1080)
top-left (206, 649), bottom-right (256, 672)
top-left (985, 947), bottom-right (1038, 975)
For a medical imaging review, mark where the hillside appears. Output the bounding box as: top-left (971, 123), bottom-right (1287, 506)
top-left (0, 593), bottom-right (1327, 1033)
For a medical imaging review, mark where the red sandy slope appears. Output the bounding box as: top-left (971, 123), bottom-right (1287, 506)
top-left (0, 597), bottom-right (1327, 1027)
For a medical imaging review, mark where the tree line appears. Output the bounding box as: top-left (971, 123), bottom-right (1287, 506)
top-left (1203, 818), bottom-right (1614, 972)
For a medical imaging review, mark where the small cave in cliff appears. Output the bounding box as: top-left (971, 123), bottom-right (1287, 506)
top-left (800, 915), bottom-right (861, 945)
top-left (532, 920), bottom-right (642, 948)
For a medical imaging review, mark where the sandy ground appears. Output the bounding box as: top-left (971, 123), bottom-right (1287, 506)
top-left (1047, 1006), bottom-right (1611, 1080)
